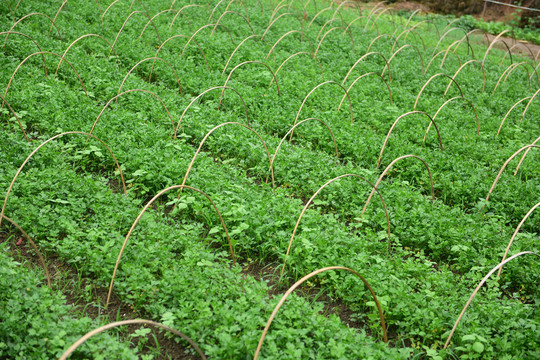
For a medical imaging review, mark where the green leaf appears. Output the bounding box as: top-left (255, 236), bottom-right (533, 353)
top-left (472, 342), bottom-right (484, 353)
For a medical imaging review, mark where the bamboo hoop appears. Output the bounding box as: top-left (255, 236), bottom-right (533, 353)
top-left (377, 111), bottom-right (443, 168)
top-left (106, 184), bottom-right (234, 306)
top-left (254, 266), bottom-right (387, 359)
top-left (0, 131), bottom-right (127, 230)
top-left (59, 319), bottom-right (206, 359)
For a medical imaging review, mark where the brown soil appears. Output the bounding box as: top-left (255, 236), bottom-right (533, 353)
top-left (0, 231), bottom-right (198, 359)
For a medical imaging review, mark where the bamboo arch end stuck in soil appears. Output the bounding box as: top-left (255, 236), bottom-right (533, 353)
top-left (55, 34), bottom-right (121, 75)
top-left (58, 319), bottom-right (206, 360)
top-left (0, 93), bottom-right (28, 141)
top-left (0, 131), bottom-right (127, 230)
top-left (362, 155), bottom-right (434, 218)
top-left (88, 89), bottom-right (175, 140)
top-left (444, 251), bottom-right (540, 349)
top-left (383, 44), bottom-right (424, 77)
top-left (423, 96), bottom-right (479, 142)
top-left (0, 214), bottom-right (51, 287)
top-left (3, 51), bottom-right (88, 106)
top-left (291, 81), bottom-right (353, 142)
top-left (219, 61), bottom-right (280, 108)
top-left (254, 266), bottom-right (387, 359)
top-left (222, 34), bottom-right (262, 75)
top-left (498, 201), bottom-right (540, 277)
top-left (484, 144), bottom-right (540, 208)
top-left (173, 121), bottom-right (275, 207)
top-left (266, 117), bottom-right (339, 183)
top-left (175, 86), bottom-right (249, 136)
top-left (414, 73), bottom-right (464, 109)
top-left (281, 174), bottom-right (391, 276)
top-left (106, 184), bottom-right (233, 307)
top-left (377, 111), bottom-right (443, 168)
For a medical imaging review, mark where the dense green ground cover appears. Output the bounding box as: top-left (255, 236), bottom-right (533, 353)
top-left (0, 0), bottom-right (539, 358)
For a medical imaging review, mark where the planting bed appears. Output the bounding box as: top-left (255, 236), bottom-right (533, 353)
top-left (0, 0), bottom-right (539, 358)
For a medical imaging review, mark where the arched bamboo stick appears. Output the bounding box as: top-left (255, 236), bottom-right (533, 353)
top-left (377, 111), bottom-right (443, 168)
top-left (366, 33), bottom-right (395, 53)
top-left (446, 36), bottom-right (475, 60)
top-left (362, 7), bottom-right (384, 32)
top-left (382, 44), bottom-right (423, 77)
top-left (269, 0), bottom-right (290, 24)
top-left (404, 8), bottom-right (421, 28)
top-left (55, 34), bottom-right (120, 74)
top-left (220, 61), bottom-right (280, 107)
top-left (425, 49), bottom-right (461, 74)
top-left (331, 0), bottom-right (358, 21)
top-left (0, 131), bottom-right (127, 229)
top-left (338, 72), bottom-right (392, 111)
top-left (343, 15), bottom-right (365, 35)
top-left (484, 144), bottom-right (540, 205)
top-left (182, 23), bottom-right (234, 56)
top-left (3, 52), bottom-right (88, 104)
top-left (139, 9), bottom-right (180, 41)
top-left (3, 0), bottom-right (14, 21)
top-left (414, 73), bottom-right (464, 109)
top-left (497, 97), bottom-right (531, 136)
top-left (0, 93), bottom-right (28, 141)
top-left (499, 42), bottom-right (534, 67)
top-left (503, 62), bottom-right (539, 88)
top-left (267, 117), bottom-right (338, 183)
top-left (522, 87), bottom-right (540, 121)
top-left (262, 12), bottom-right (300, 40)
top-left (101, 0), bottom-right (122, 20)
top-left (391, 27), bottom-right (426, 53)
top-left (176, 123), bottom-right (275, 200)
top-left (89, 89), bottom-right (175, 139)
top-left (282, 174), bottom-right (392, 275)
top-left (266, 30), bottom-right (311, 61)
top-left (423, 96), bottom-right (479, 140)
top-left (291, 81), bottom-right (352, 141)
top-left (212, 10), bottom-right (253, 36)
top-left (0, 31), bottom-right (46, 75)
top-left (175, 86), bottom-right (249, 135)
top-left (0, 214), bottom-right (51, 287)
top-left (431, 27), bottom-right (468, 58)
top-left (222, 34), bottom-right (261, 74)
top-left (369, 7), bottom-right (391, 32)
top-left (307, 5), bottom-right (332, 29)
top-left (514, 135), bottom-right (540, 175)
top-left (253, 266), bottom-right (387, 359)
top-left (208, 0), bottom-right (228, 21)
top-left (169, 4), bottom-right (207, 30)
top-left (498, 202), bottom-right (540, 277)
top-left (492, 62), bottom-right (535, 95)
top-left (270, 51), bottom-right (324, 85)
top-left (314, 26), bottom-right (355, 58)
top-left (444, 60), bottom-right (485, 95)
top-left (316, 18), bottom-right (342, 42)
top-left (12, 0), bottom-right (22, 14)
top-left (50, 0), bottom-right (68, 31)
top-left (482, 29), bottom-right (511, 66)
top-left (444, 251), bottom-right (540, 349)
top-left (4, 13), bottom-right (62, 47)
top-left (116, 57), bottom-right (182, 96)
top-left (106, 184), bottom-right (234, 306)
top-left (110, 11), bottom-right (160, 54)
top-left (362, 155), bottom-right (434, 216)
top-left (59, 319), bottom-right (206, 360)
top-left (342, 52), bottom-right (391, 85)
top-left (153, 35), bottom-right (209, 74)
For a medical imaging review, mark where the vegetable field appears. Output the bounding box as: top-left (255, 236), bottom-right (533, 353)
top-left (1, 0), bottom-right (539, 358)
